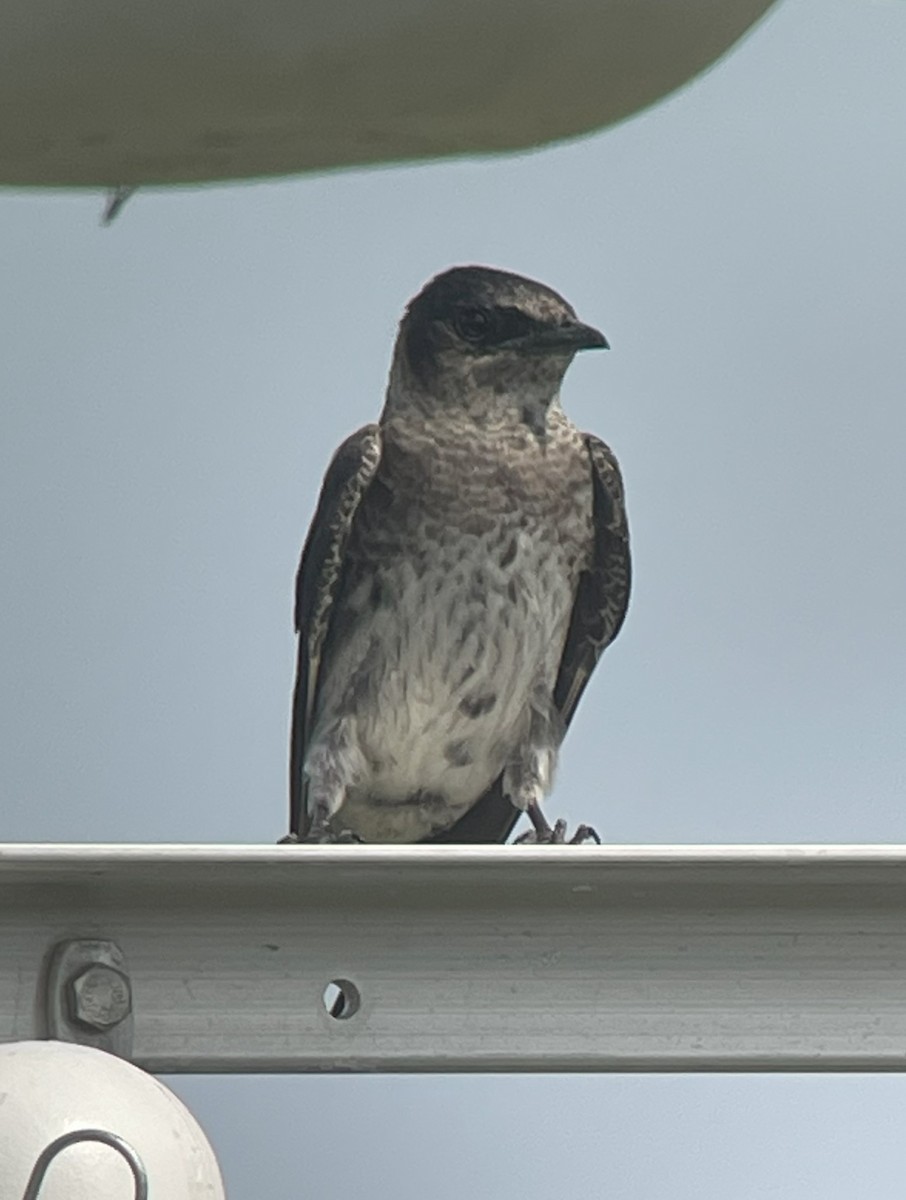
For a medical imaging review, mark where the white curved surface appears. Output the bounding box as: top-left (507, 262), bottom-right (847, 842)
top-left (0, 0), bottom-right (776, 186)
top-left (0, 1041), bottom-right (224, 1200)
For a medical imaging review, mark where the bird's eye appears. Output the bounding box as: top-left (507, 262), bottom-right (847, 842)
top-left (453, 306), bottom-right (493, 343)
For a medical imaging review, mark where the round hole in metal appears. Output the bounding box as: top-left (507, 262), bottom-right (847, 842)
top-left (323, 978), bottom-right (361, 1020)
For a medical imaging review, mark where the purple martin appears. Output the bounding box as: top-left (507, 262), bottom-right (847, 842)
top-left (285, 266), bottom-right (630, 845)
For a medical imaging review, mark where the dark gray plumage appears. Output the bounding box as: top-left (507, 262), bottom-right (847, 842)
top-left (286, 265), bottom-right (630, 844)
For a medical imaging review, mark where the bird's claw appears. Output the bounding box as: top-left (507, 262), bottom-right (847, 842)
top-left (323, 827), bottom-right (363, 844)
top-left (278, 826), bottom-right (362, 845)
top-left (566, 823), bottom-right (601, 845)
top-left (515, 817), bottom-right (601, 845)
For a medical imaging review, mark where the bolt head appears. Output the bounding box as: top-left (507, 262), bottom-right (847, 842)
top-left (68, 964), bottom-right (132, 1030)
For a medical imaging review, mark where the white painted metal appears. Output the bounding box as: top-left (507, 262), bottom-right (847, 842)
top-left (0, 0), bottom-right (777, 186)
top-left (2, 844), bottom-right (906, 1074)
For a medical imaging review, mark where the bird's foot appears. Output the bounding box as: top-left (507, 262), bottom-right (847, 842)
top-left (277, 823), bottom-right (362, 845)
top-left (313, 826), bottom-right (363, 844)
top-left (514, 806), bottom-right (601, 846)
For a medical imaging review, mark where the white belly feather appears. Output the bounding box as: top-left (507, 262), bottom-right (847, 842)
top-left (318, 528), bottom-right (576, 841)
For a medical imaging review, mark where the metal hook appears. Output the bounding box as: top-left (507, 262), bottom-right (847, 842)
top-left (21, 1128), bottom-right (148, 1200)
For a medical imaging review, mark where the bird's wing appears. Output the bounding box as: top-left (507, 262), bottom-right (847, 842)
top-left (425, 432), bottom-right (631, 844)
top-left (289, 424), bottom-right (382, 838)
top-left (552, 433), bottom-right (631, 727)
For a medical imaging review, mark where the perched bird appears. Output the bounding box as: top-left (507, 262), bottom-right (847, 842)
top-left (285, 265), bottom-right (630, 845)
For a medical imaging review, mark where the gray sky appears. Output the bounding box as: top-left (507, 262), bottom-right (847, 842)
top-left (3, 0), bottom-right (906, 1194)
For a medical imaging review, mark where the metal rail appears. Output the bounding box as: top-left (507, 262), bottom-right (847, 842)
top-left (2, 844), bottom-right (906, 1073)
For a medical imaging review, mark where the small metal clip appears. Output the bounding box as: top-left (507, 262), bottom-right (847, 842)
top-left (22, 1128), bottom-right (148, 1200)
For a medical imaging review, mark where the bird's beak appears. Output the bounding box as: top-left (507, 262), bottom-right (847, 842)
top-left (518, 320), bottom-right (609, 355)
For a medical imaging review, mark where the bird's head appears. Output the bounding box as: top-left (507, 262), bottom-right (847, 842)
top-left (387, 266), bottom-right (607, 429)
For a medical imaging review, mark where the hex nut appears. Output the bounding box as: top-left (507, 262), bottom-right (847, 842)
top-left (68, 964), bottom-right (132, 1030)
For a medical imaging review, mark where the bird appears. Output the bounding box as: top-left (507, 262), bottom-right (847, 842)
top-left (284, 265), bottom-right (630, 845)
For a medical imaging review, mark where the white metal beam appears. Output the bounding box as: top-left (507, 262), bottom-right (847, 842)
top-left (3, 844), bottom-right (906, 1073)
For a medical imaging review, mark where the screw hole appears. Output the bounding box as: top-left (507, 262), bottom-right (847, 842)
top-left (323, 978), bottom-right (361, 1020)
